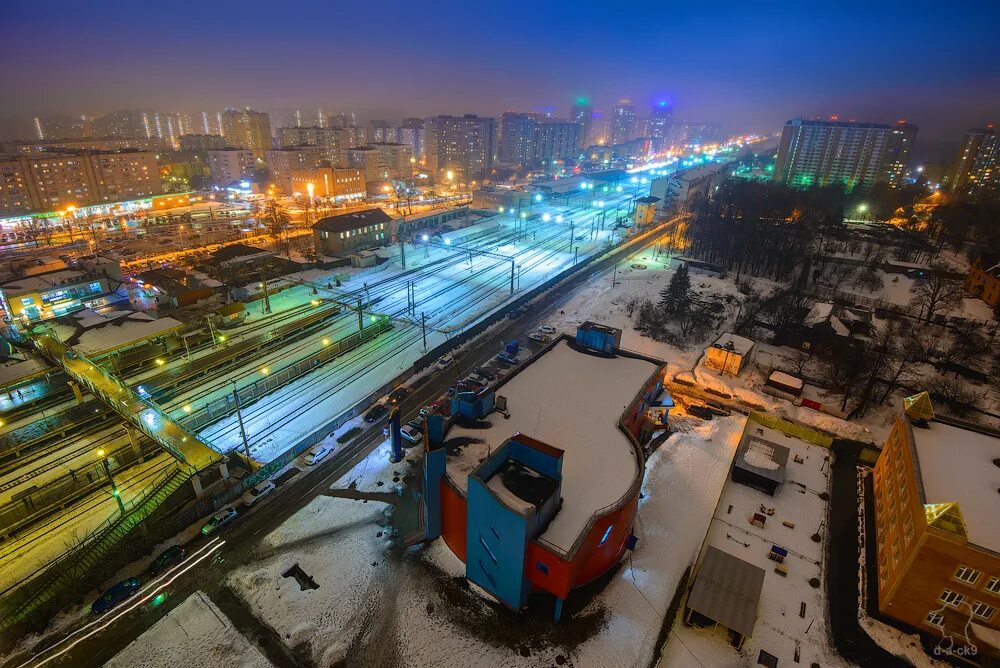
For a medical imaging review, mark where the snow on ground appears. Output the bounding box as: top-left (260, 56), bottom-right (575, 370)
top-left (104, 590), bottom-right (273, 668)
top-left (447, 340), bottom-right (657, 552)
top-left (661, 424), bottom-right (850, 667)
top-left (226, 495), bottom-right (393, 666)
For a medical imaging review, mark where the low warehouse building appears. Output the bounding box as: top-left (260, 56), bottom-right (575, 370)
top-left (685, 545), bottom-right (766, 651)
top-left (731, 434), bottom-right (790, 497)
top-left (703, 332), bottom-right (754, 376)
top-left (422, 325), bottom-right (670, 619)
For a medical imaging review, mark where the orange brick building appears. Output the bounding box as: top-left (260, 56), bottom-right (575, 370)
top-left (872, 395), bottom-right (1000, 661)
top-left (965, 258), bottom-right (1000, 308)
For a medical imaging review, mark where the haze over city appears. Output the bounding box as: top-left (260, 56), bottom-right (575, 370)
top-left (3, 0), bottom-right (1000, 156)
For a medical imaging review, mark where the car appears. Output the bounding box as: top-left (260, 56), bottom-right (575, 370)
top-left (387, 387), bottom-right (409, 405)
top-left (687, 405), bottom-right (715, 420)
top-left (472, 366), bottom-right (497, 382)
top-left (507, 307), bottom-right (524, 319)
top-left (147, 545), bottom-right (186, 577)
top-left (420, 399), bottom-right (449, 416)
top-left (242, 479), bottom-right (276, 506)
top-left (495, 352), bottom-right (517, 366)
top-left (363, 403), bottom-right (388, 423)
top-left (435, 354), bottom-right (454, 369)
top-left (537, 324), bottom-right (557, 335)
top-left (91, 577), bottom-right (142, 614)
top-left (630, 263), bottom-right (647, 270)
top-left (529, 333), bottom-right (551, 344)
top-left (448, 381), bottom-right (476, 396)
top-left (466, 373), bottom-right (488, 387)
top-left (400, 425), bottom-right (423, 444)
top-left (201, 506), bottom-right (238, 535)
top-left (303, 444), bottom-right (333, 465)
top-left (408, 416), bottom-right (425, 431)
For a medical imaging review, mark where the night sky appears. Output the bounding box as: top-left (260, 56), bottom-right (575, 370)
top-left (2, 0), bottom-right (998, 158)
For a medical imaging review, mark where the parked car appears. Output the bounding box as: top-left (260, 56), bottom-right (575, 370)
top-left (495, 352), bottom-right (517, 366)
top-left (465, 374), bottom-right (488, 387)
top-left (91, 577), bottom-right (142, 614)
top-left (507, 306), bottom-right (525, 319)
top-left (387, 387), bottom-right (409, 405)
top-left (528, 333), bottom-right (551, 344)
top-left (448, 381), bottom-right (476, 396)
top-left (201, 507), bottom-right (238, 535)
top-left (473, 366), bottom-right (498, 382)
top-left (363, 403), bottom-right (388, 423)
top-left (537, 324), bottom-right (557, 335)
top-left (420, 399), bottom-right (449, 416)
top-left (435, 354), bottom-right (454, 369)
top-left (242, 479), bottom-right (276, 506)
top-left (408, 416), bottom-right (425, 432)
top-left (304, 444), bottom-right (333, 466)
top-left (687, 405), bottom-right (715, 420)
top-left (400, 425), bottom-right (423, 445)
top-left (147, 545), bottom-right (186, 577)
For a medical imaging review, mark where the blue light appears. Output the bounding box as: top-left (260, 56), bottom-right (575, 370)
top-left (421, 234), bottom-right (429, 242)
top-left (534, 193), bottom-right (542, 202)
top-left (444, 238), bottom-right (451, 245)
top-left (599, 524), bottom-right (614, 546)
top-left (542, 213), bottom-right (551, 221)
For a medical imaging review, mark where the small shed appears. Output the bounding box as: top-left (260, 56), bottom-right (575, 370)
top-left (766, 370), bottom-right (804, 397)
top-left (732, 434), bottom-right (790, 496)
top-left (575, 321), bottom-right (621, 356)
top-left (685, 545), bottom-right (766, 650)
top-left (215, 302), bottom-right (247, 328)
top-left (703, 332), bottom-right (754, 376)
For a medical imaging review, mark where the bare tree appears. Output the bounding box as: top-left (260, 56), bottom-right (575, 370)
top-left (910, 274), bottom-right (964, 323)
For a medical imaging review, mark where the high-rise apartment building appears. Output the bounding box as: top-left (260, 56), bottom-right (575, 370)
top-left (290, 165), bottom-right (365, 201)
top-left (499, 113), bottom-right (580, 169)
top-left (265, 146), bottom-right (324, 194)
top-left (400, 118), bottom-right (426, 162)
top-left (369, 120), bottom-right (400, 144)
top-left (179, 134), bottom-right (226, 151)
top-left (0, 150), bottom-right (162, 215)
top-left (220, 109), bottom-right (273, 158)
top-left (610, 100), bottom-right (636, 145)
top-left (277, 126), bottom-right (346, 165)
top-left (773, 118), bottom-right (917, 191)
top-left (570, 101), bottom-right (593, 149)
top-left (32, 115), bottom-right (90, 140)
top-left (207, 148), bottom-right (256, 186)
top-left (424, 115), bottom-right (497, 179)
top-left (949, 126), bottom-right (999, 195)
top-left (648, 103), bottom-right (674, 153)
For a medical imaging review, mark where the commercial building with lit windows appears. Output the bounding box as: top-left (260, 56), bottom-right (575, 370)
top-left (871, 394), bottom-right (1000, 661)
top-left (312, 207), bottom-right (391, 254)
top-left (773, 118), bottom-right (916, 191)
top-left (949, 126), bottom-right (998, 195)
top-left (422, 326), bottom-right (671, 620)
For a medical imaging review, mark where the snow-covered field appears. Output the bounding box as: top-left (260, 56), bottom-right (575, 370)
top-left (104, 590), bottom-right (272, 668)
top-left (660, 424), bottom-right (850, 667)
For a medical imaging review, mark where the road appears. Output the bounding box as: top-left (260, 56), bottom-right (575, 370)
top-left (8, 214), bottom-right (684, 668)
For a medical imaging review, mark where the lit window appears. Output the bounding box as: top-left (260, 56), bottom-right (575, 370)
top-left (955, 566), bottom-right (981, 585)
top-left (986, 577), bottom-right (1000, 595)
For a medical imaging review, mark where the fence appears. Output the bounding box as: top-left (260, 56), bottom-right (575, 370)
top-left (180, 317), bottom-right (393, 432)
top-left (747, 411), bottom-right (834, 448)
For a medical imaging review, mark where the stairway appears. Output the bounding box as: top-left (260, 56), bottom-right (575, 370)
top-left (0, 465), bottom-right (191, 633)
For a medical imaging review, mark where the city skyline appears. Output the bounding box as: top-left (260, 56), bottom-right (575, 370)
top-left (3, 0), bottom-right (999, 159)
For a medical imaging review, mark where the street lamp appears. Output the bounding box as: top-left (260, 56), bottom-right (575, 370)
top-left (98, 449), bottom-right (126, 515)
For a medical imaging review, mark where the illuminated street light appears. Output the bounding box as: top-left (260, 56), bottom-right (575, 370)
top-left (542, 213), bottom-right (551, 222)
top-left (534, 193), bottom-right (542, 202)
top-left (260, 366), bottom-right (269, 375)
top-left (155, 358), bottom-right (165, 366)
top-left (498, 206), bottom-right (505, 213)
top-left (444, 238), bottom-right (451, 245)
top-left (555, 215), bottom-right (563, 223)
top-left (322, 338), bottom-right (331, 346)
top-left (520, 212), bottom-right (527, 219)
top-left (421, 234), bottom-right (429, 242)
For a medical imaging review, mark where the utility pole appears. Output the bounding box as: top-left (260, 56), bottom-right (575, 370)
top-left (612, 261), bottom-right (618, 287)
top-left (569, 221), bottom-right (574, 252)
top-left (260, 269), bottom-right (271, 314)
top-left (421, 312), bottom-right (427, 351)
top-left (99, 452), bottom-right (126, 516)
top-left (509, 259), bottom-right (515, 295)
top-left (232, 383), bottom-right (253, 466)
top-left (357, 298), bottom-right (364, 333)
top-left (206, 314), bottom-right (219, 347)
top-left (399, 238), bottom-right (406, 269)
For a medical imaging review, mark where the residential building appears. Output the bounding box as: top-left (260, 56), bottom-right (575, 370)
top-left (312, 207), bottom-right (392, 254)
top-left (345, 146), bottom-right (381, 184)
top-left (220, 109), bottom-right (273, 158)
top-left (773, 118), bottom-right (918, 191)
top-left (499, 113), bottom-right (580, 169)
top-left (0, 150), bottom-right (162, 215)
top-left (424, 114), bottom-right (497, 179)
top-left (179, 134), bottom-right (226, 151)
top-left (871, 396), bottom-right (1000, 660)
top-left (965, 258), bottom-right (1000, 308)
top-left (370, 142), bottom-right (412, 180)
top-left (369, 120), bottom-right (400, 144)
top-left (32, 114), bottom-right (90, 140)
top-left (648, 103), bottom-right (674, 153)
top-left (949, 127), bottom-right (999, 195)
top-left (204, 243), bottom-right (280, 287)
top-left (91, 110), bottom-right (152, 139)
top-left (264, 146), bottom-right (323, 193)
top-left (570, 101), bottom-right (593, 148)
top-left (609, 100), bottom-right (636, 145)
top-left (400, 118), bottom-right (426, 161)
top-left (289, 165), bottom-right (365, 201)
top-left (277, 125), bottom-right (346, 165)
top-left (207, 149), bottom-right (256, 186)
top-left (3, 137), bottom-right (167, 155)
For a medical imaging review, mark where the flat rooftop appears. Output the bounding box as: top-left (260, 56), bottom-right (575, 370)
top-left (912, 421), bottom-right (1000, 553)
top-left (447, 340), bottom-right (658, 553)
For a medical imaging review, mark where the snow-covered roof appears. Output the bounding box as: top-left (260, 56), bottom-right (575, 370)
top-left (710, 332), bottom-right (754, 356)
top-left (829, 316), bottom-right (849, 337)
top-left (70, 315), bottom-right (185, 357)
top-left (447, 340), bottom-right (658, 554)
top-left (767, 371), bottom-right (804, 391)
top-left (911, 421), bottom-right (1000, 553)
top-left (0, 269), bottom-right (88, 293)
top-left (803, 302), bottom-right (833, 327)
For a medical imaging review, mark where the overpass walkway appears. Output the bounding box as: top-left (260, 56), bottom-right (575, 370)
top-left (32, 333), bottom-right (223, 472)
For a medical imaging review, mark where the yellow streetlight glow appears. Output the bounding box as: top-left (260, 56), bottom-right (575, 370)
top-left (183, 404), bottom-right (192, 413)
top-left (261, 367), bottom-right (269, 375)
top-left (446, 170), bottom-right (454, 181)
top-left (97, 449), bottom-right (106, 457)
top-left (155, 358), bottom-right (165, 366)
top-left (322, 337), bottom-right (331, 346)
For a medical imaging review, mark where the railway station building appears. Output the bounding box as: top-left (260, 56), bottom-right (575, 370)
top-left (312, 208), bottom-right (392, 255)
top-left (422, 325), bottom-right (671, 619)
